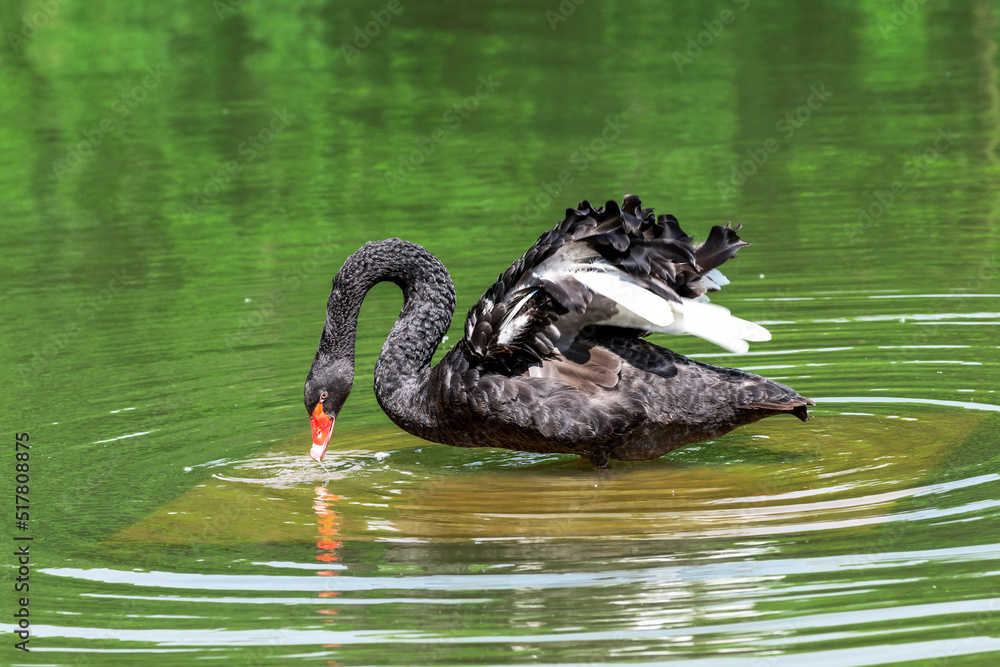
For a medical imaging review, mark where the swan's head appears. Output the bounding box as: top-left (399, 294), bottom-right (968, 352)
top-left (303, 360), bottom-right (353, 462)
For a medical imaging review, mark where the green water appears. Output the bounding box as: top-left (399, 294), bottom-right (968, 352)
top-left (3, 0), bottom-right (1000, 665)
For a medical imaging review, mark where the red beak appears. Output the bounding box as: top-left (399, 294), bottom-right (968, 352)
top-left (310, 402), bottom-right (334, 462)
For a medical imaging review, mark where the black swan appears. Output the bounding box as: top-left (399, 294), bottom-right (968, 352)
top-left (304, 195), bottom-right (813, 468)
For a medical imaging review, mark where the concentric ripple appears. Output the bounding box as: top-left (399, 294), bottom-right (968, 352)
top-left (11, 292), bottom-right (1000, 666)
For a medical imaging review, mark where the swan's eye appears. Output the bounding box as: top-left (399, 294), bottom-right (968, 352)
top-left (320, 391), bottom-right (328, 401)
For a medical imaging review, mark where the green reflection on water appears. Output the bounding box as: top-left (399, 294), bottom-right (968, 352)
top-left (3, 0), bottom-right (1000, 664)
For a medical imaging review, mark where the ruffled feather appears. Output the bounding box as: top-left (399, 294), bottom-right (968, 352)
top-left (460, 195), bottom-right (768, 371)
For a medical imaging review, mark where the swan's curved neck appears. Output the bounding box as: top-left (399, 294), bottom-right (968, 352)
top-left (318, 239), bottom-right (455, 437)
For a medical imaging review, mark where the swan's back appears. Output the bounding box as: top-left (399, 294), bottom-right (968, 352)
top-left (428, 195), bottom-right (812, 466)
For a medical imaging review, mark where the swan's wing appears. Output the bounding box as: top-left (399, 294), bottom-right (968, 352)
top-left (460, 195), bottom-right (769, 372)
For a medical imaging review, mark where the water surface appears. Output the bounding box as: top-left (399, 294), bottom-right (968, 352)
top-left (2, 1), bottom-right (1000, 665)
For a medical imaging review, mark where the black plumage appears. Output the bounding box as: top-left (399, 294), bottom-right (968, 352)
top-left (304, 195), bottom-right (813, 468)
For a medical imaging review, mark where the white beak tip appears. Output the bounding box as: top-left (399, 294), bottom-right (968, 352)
top-left (310, 444), bottom-right (328, 462)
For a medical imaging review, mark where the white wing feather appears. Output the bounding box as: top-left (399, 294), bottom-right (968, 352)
top-left (665, 298), bottom-right (770, 354)
top-left (573, 271), bottom-right (675, 327)
top-left (496, 289), bottom-right (538, 345)
top-left (556, 267), bottom-right (769, 354)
